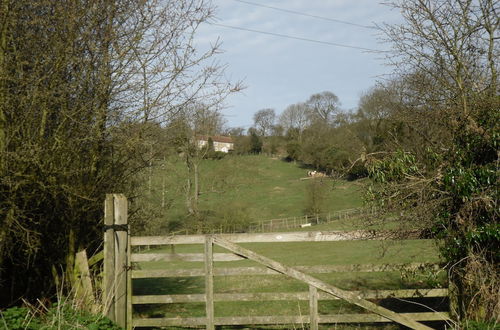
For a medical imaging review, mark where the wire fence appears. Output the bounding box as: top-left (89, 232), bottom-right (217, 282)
top-left (176, 207), bottom-right (377, 235)
top-left (246, 207), bottom-right (376, 233)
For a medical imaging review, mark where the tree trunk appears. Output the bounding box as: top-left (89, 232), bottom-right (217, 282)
top-left (0, 207), bottom-right (14, 275)
top-left (194, 162), bottom-right (199, 205)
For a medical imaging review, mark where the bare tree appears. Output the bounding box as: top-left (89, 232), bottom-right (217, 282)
top-left (382, 0), bottom-right (498, 123)
top-left (279, 102), bottom-right (310, 138)
top-left (227, 127), bottom-right (245, 136)
top-left (306, 91), bottom-right (341, 124)
top-left (253, 108), bottom-right (276, 136)
top-left (165, 103), bottom-right (227, 217)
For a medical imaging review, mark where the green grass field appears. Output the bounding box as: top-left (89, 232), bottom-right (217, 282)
top-left (139, 155), bottom-right (367, 233)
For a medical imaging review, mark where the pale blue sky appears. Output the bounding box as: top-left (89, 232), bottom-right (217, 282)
top-left (195, 0), bottom-right (403, 128)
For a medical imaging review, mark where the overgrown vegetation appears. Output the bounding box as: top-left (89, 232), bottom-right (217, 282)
top-left (0, 303), bottom-right (120, 330)
top-left (366, 0), bottom-right (499, 322)
top-left (0, 0), bottom-right (237, 308)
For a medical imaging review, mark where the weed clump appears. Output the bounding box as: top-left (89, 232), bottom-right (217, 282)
top-left (0, 303), bottom-right (120, 330)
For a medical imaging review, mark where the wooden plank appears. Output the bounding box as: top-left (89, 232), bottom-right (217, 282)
top-left (131, 230), bottom-right (388, 246)
top-left (131, 264), bottom-right (443, 278)
top-left (132, 292), bottom-right (308, 304)
top-left (132, 313), bottom-right (450, 327)
top-left (133, 317), bottom-right (207, 327)
top-left (319, 312), bottom-right (451, 323)
top-left (216, 315), bottom-right (310, 325)
top-left (103, 194), bottom-right (115, 321)
top-left (309, 286), bottom-right (318, 330)
top-left (113, 194), bottom-right (128, 329)
top-left (131, 252), bottom-right (244, 262)
top-left (353, 288), bottom-right (448, 299)
top-left (204, 236), bottom-right (214, 330)
top-left (133, 294), bottom-right (206, 304)
top-left (213, 236), bottom-right (432, 330)
top-left (132, 268), bottom-right (204, 278)
top-left (214, 313), bottom-right (450, 324)
top-left (88, 250), bottom-right (104, 267)
top-left (131, 289), bottom-right (448, 305)
top-left (73, 250), bottom-right (95, 306)
top-left (404, 312), bottom-right (451, 321)
top-left (126, 227), bottom-right (132, 330)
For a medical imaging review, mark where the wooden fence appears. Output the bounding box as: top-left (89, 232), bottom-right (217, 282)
top-left (102, 194), bottom-right (451, 329)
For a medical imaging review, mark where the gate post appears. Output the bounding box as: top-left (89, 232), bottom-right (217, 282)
top-left (103, 195), bottom-right (115, 321)
top-left (103, 194), bottom-right (129, 329)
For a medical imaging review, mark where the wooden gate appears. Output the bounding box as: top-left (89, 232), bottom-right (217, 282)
top-left (103, 194), bottom-right (451, 329)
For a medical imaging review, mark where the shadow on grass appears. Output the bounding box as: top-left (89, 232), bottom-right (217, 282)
top-left (132, 277), bottom-right (206, 323)
top-left (133, 276), bottom-right (204, 295)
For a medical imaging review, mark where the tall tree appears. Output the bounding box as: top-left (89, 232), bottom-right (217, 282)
top-left (279, 102), bottom-right (310, 139)
top-left (306, 91), bottom-right (341, 124)
top-left (253, 108), bottom-right (276, 136)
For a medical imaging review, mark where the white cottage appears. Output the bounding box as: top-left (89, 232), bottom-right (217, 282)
top-left (197, 135), bottom-right (234, 153)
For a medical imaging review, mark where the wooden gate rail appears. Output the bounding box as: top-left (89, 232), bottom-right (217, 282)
top-left (131, 289), bottom-right (448, 304)
top-left (131, 262), bottom-right (442, 277)
top-left (133, 313), bottom-right (451, 328)
top-left (130, 230), bottom-right (391, 245)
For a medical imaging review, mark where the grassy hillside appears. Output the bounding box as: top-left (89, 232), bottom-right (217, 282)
top-left (137, 154), bottom-right (366, 233)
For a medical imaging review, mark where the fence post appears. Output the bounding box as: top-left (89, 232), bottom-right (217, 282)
top-left (103, 195), bottom-right (115, 321)
top-left (114, 194), bottom-right (128, 329)
top-left (309, 285), bottom-right (318, 330)
top-left (103, 194), bottom-right (129, 329)
top-left (126, 216), bottom-right (133, 330)
top-left (204, 235), bottom-right (215, 330)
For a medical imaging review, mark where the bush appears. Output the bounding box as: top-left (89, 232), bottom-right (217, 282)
top-left (304, 179), bottom-right (329, 215)
top-left (0, 306), bottom-right (40, 330)
top-left (463, 320), bottom-right (500, 330)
